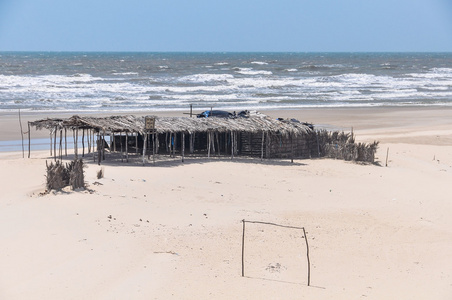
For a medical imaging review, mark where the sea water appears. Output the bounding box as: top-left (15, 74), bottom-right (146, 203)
top-left (0, 52), bottom-right (451, 112)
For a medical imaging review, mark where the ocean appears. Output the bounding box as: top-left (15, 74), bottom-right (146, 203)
top-left (1, 52), bottom-right (451, 112)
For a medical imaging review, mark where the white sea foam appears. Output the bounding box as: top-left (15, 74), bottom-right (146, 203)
top-left (112, 72), bottom-right (139, 76)
top-left (179, 74), bottom-right (234, 82)
top-left (235, 68), bottom-right (272, 76)
top-left (1, 53), bottom-right (451, 112)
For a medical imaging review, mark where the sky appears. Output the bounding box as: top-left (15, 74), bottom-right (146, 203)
top-left (0, 0), bottom-right (451, 52)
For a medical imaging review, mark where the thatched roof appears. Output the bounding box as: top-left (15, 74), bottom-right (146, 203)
top-left (29, 114), bottom-right (313, 136)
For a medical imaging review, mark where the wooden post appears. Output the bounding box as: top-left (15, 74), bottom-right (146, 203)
top-left (302, 227), bottom-right (311, 286)
top-left (172, 133), bottom-right (176, 158)
top-left (93, 131), bottom-right (96, 162)
top-left (216, 132), bottom-right (220, 156)
top-left (190, 133), bottom-right (194, 154)
top-left (231, 131), bottom-right (234, 159)
top-left (54, 128), bottom-right (57, 161)
top-left (113, 132), bottom-right (116, 152)
top-left (152, 131), bottom-right (156, 165)
top-left (207, 131), bottom-right (211, 158)
top-left (82, 128), bottom-right (85, 157)
top-left (316, 131), bottom-right (320, 158)
top-left (261, 131), bottom-right (265, 161)
top-left (135, 133), bottom-right (138, 155)
top-left (182, 132), bottom-right (185, 162)
top-left (87, 129), bottom-right (91, 154)
top-left (27, 122), bottom-right (31, 158)
top-left (385, 147), bottom-right (389, 167)
top-left (147, 133), bottom-right (151, 159)
top-left (120, 131), bottom-right (123, 162)
top-left (102, 129), bottom-right (106, 161)
top-left (97, 131), bottom-right (101, 165)
top-left (18, 109), bottom-right (24, 158)
top-left (74, 129), bottom-right (78, 159)
top-left (75, 129), bottom-right (79, 158)
top-left (64, 128), bottom-right (67, 157)
top-left (125, 132), bottom-right (129, 162)
top-left (241, 219), bottom-right (246, 277)
top-left (50, 131), bottom-right (53, 157)
top-left (59, 130), bottom-right (63, 160)
top-left (142, 133), bottom-right (148, 166)
top-left (211, 132), bottom-right (215, 155)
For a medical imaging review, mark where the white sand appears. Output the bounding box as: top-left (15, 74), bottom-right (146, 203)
top-left (1, 107), bottom-right (452, 299)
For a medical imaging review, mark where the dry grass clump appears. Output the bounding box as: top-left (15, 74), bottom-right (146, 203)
top-left (46, 159), bottom-right (85, 191)
top-left (97, 167), bottom-right (104, 179)
top-left (316, 130), bottom-right (379, 163)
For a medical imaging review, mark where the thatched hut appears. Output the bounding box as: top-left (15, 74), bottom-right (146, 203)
top-left (28, 113), bottom-right (377, 164)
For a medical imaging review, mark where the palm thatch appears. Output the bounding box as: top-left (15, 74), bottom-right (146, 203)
top-left (29, 114), bottom-right (312, 136)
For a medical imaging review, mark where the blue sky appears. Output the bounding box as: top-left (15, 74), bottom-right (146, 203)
top-left (0, 0), bottom-right (451, 52)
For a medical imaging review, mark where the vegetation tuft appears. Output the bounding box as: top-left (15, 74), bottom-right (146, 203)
top-left (45, 159), bottom-right (85, 191)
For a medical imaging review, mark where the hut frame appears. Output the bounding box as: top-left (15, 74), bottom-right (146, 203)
top-left (28, 114), bottom-right (378, 164)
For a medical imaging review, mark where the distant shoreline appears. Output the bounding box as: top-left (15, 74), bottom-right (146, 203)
top-left (2, 106), bottom-right (452, 145)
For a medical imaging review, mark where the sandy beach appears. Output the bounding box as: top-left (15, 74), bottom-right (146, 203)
top-left (1, 107), bottom-right (452, 299)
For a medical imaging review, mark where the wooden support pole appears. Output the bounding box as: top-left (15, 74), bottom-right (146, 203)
top-left (59, 130), bottom-right (63, 160)
top-left (302, 227), bottom-right (311, 286)
top-left (27, 122), bottom-right (31, 158)
top-left (181, 132), bottom-right (185, 162)
top-left (172, 133), bottom-right (176, 158)
top-left (153, 131), bottom-right (156, 165)
top-left (385, 147), bottom-right (389, 167)
top-left (102, 129), bottom-right (106, 161)
top-left (230, 131), bottom-right (234, 159)
top-left (87, 129), bottom-right (91, 154)
top-left (241, 219), bottom-right (245, 277)
top-left (120, 132), bottom-right (123, 162)
top-left (82, 128), bottom-right (85, 157)
top-left (190, 133), bottom-right (194, 154)
top-left (207, 131), bottom-right (211, 158)
top-left (147, 133), bottom-right (151, 159)
top-left (135, 133), bottom-right (138, 155)
top-left (65, 128), bottom-right (67, 157)
top-left (216, 132), bottom-right (220, 156)
top-left (73, 129), bottom-right (78, 159)
top-left (50, 131), bottom-right (52, 157)
top-left (211, 132), bottom-right (215, 155)
top-left (97, 131), bottom-right (101, 165)
top-left (261, 131), bottom-right (265, 161)
top-left (75, 129), bottom-right (79, 158)
top-left (113, 131), bottom-right (116, 152)
top-left (93, 131), bottom-right (96, 162)
top-left (18, 109), bottom-right (24, 158)
top-left (54, 128), bottom-right (57, 161)
top-left (142, 133), bottom-right (148, 166)
top-left (125, 132), bottom-right (129, 162)
top-left (316, 131), bottom-right (320, 158)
